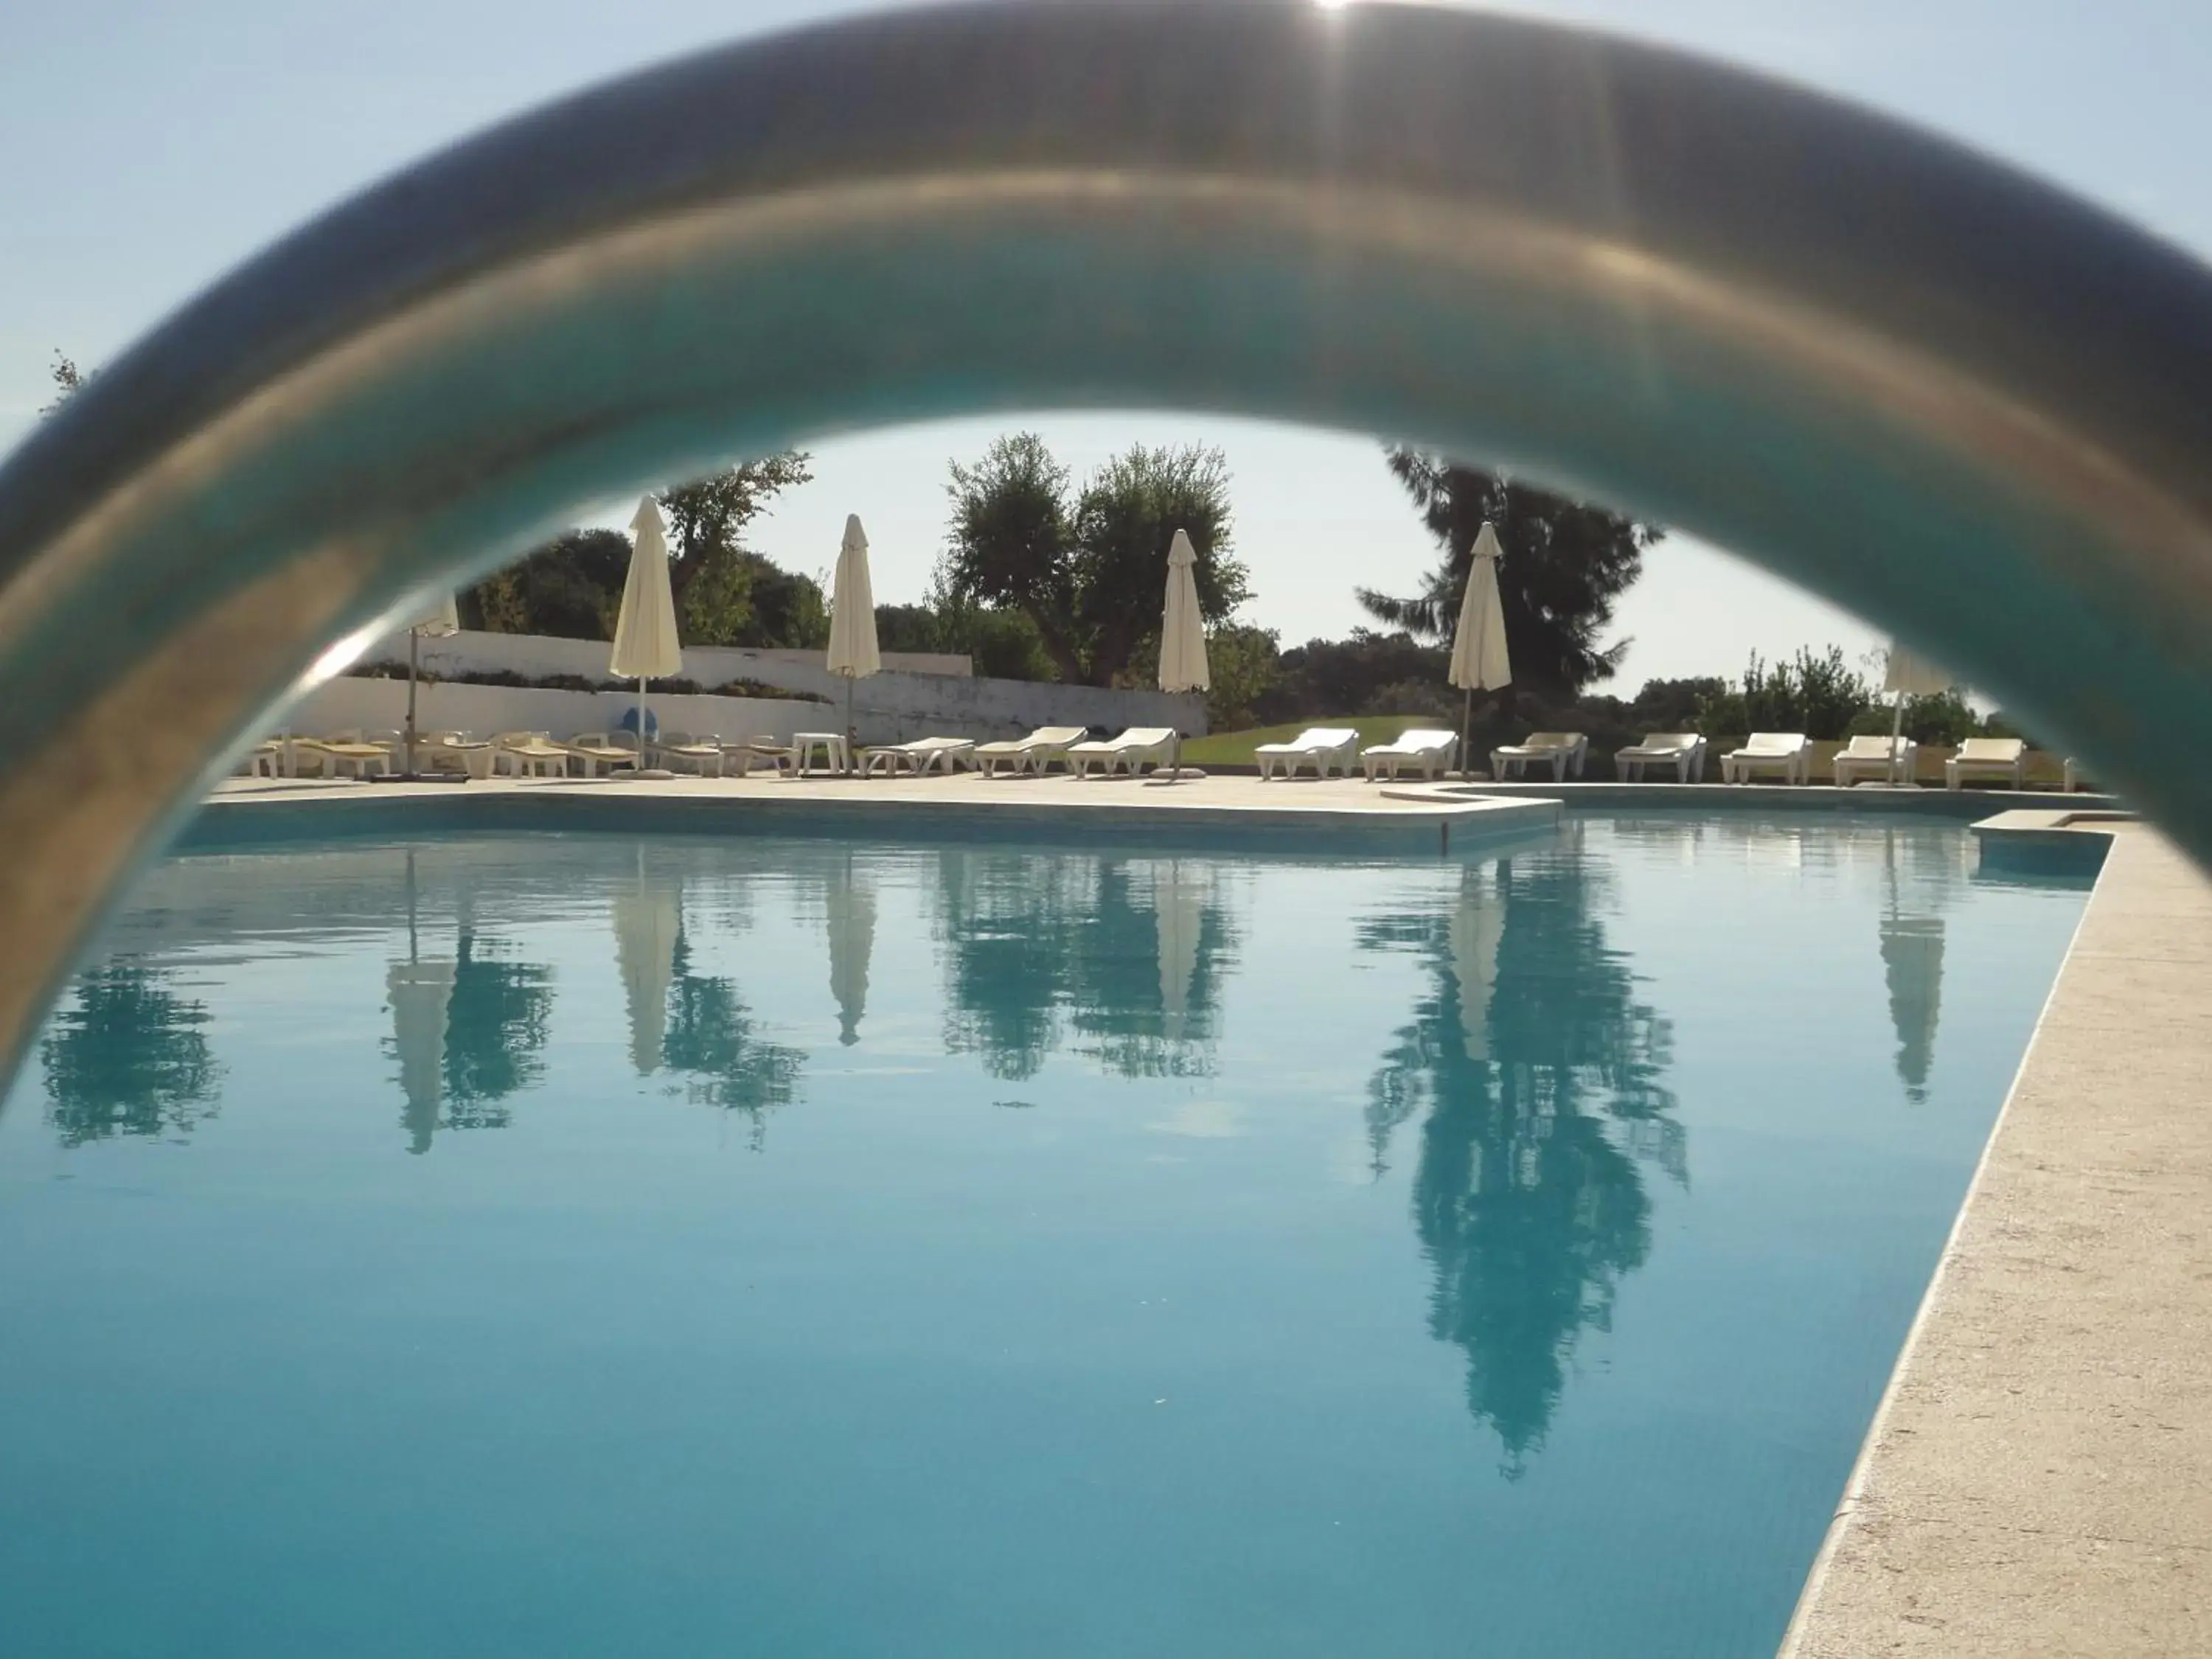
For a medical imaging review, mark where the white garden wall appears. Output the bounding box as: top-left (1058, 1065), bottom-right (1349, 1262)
top-left (344, 629), bottom-right (1206, 744)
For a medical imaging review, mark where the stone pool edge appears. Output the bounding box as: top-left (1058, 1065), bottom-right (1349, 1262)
top-left (1778, 817), bottom-right (2212, 1657)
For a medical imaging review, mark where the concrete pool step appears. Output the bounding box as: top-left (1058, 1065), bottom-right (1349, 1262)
top-left (1781, 824), bottom-right (2212, 1657)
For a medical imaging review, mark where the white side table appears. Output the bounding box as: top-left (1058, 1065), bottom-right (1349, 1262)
top-left (793, 731), bottom-right (849, 776)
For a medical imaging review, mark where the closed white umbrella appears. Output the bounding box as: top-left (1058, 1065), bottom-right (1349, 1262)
top-left (398, 591), bottom-right (459, 778)
top-left (1155, 528), bottom-right (1210, 783)
top-left (1881, 640), bottom-right (1953, 785)
top-left (827, 514), bottom-right (881, 772)
top-left (611, 496), bottom-right (683, 770)
top-left (1449, 522), bottom-right (1512, 778)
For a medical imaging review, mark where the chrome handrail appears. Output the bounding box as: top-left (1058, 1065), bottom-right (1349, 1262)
top-left (1, 0), bottom-right (2208, 1074)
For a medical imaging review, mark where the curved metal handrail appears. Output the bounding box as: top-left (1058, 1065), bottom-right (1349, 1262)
top-left (1, 0), bottom-right (2209, 1077)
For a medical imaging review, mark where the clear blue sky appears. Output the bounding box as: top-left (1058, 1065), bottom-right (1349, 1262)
top-left (6, 1), bottom-right (2208, 687)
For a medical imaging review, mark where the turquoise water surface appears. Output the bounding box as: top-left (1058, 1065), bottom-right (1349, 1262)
top-left (0, 815), bottom-right (2091, 1658)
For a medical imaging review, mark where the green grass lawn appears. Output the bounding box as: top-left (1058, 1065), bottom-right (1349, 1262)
top-left (1179, 715), bottom-right (1453, 768)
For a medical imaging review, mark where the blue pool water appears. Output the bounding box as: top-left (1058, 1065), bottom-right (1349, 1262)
top-left (0, 815), bottom-right (2091, 1658)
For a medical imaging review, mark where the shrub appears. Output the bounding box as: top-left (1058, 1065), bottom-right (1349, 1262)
top-left (1697, 647), bottom-right (1872, 740)
top-left (1846, 690), bottom-right (1980, 747)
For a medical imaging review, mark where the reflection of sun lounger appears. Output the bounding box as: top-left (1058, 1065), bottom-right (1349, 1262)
top-left (1359, 729), bottom-right (1458, 782)
top-left (491, 732), bottom-right (569, 778)
top-left (861, 737), bottom-right (975, 776)
top-left (1615, 733), bottom-right (1706, 782)
top-left (1832, 734), bottom-right (1916, 786)
top-left (1068, 728), bottom-right (1178, 778)
top-left (973, 726), bottom-right (1088, 777)
top-left (1255, 727), bottom-right (1361, 780)
top-left (1491, 731), bottom-right (1588, 781)
top-left (1720, 732), bottom-right (1810, 785)
top-left (1946, 737), bottom-right (2026, 790)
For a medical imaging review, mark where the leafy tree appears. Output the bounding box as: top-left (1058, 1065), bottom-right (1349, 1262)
top-left (1201, 623), bottom-right (1281, 730)
top-left (1846, 689), bottom-right (1979, 747)
top-left (1253, 630), bottom-right (1450, 726)
top-left (1694, 647), bottom-right (1872, 740)
top-left (40, 962), bottom-right (221, 1147)
top-left (1068, 444), bottom-right (1249, 687)
top-left (41, 351), bottom-right (86, 416)
top-left (462, 456), bottom-right (815, 644)
top-left (463, 529), bottom-right (630, 639)
top-left (879, 594), bottom-right (1055, 681)
top-left (942, 434), bottom-right (1082, 679)
top-left (941, 434), bottom-right (1249, 686)
top-left (1363, 451), bottom-right (1660, 703)
top-left (658, 453), bottom-right (815, 644)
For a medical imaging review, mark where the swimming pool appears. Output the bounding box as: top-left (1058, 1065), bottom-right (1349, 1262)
top-left (0, 815), bottom-right (2092, 1658)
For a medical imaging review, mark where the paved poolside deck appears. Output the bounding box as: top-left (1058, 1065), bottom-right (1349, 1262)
top-left (1781, 823), bottom-right (2212, 1657)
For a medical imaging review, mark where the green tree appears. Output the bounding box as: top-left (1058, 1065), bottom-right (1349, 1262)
top-left (462, 455), bottom-right (814, 644)
top-left (42, 351), bottom-right (85, 416)
top-left (942, 434), bottom-right (1082, 680)
top-left (657, 453), bottom-right (814, 644)
top-left (1363, 451), bottom-right (1660, 702)
top-left (463, 529), bottom-right (630, 639)
top-left (1694, 647), bottom-right (1873, 740)
top-left (941, 434), bottom-right (1249, 686)
top-left (1069, 444), bottom-right (1248, 687)
top-left (1200, 623), bottom-right (1281, 730)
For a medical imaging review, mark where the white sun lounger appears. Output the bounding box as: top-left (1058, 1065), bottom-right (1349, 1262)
top-left (1068, 727), bottom-right (1178, 778)
top-left (860, 736), bottom-right (975, 776)
top-left (1720, 732), bottom-right (1811, 785)
top-left (1254, 727), bottom-right (1361, 780)
top-left (1359, 728), bottom-right (1458, 781)
top-left (1490, 731), bottom-right (1588, 782)
top-left (291, 736), bottom-right (394, 779)
top-left (417, 731), bottom-right (495, 779)
top-left (490, 731), bottom-right (570, 778)
top-left (560, 732), bottom-right (637, 777)
top-left (1832, 733), bottom-right (1917, 786)
top-left (973, 726), bottom-right (1089, 777)
top-left (1946, 736), bottom-right (2027, 790)
top-left (653, 732), bottom-right (726, 776)
top-left (1614, 733), bottom-right (1708, 783)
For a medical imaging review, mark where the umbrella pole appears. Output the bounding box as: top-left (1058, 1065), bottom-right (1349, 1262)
top-left (638, 676), bottom-right (647, 768)
top-left (845, 676), bottom-right (855, 776)
top-left (1890, 690), bottom-right (1907, 783)
top-left (1461, 688), bottom-right (1473, 781)
top-left (404, 627), bottom-right (420, 778)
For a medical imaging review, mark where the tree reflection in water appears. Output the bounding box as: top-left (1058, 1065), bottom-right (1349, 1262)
top-left (1363, 847), bottom-right (1681, 1473)
top-left (933, 850), bottom-right (1235, 1082)
top-left (439, 930), bottom-right (554, 1130)
top-left (40, 961), bottom-right (223, 1147)
top-left (661, 922), bottom-right (805, 1151)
